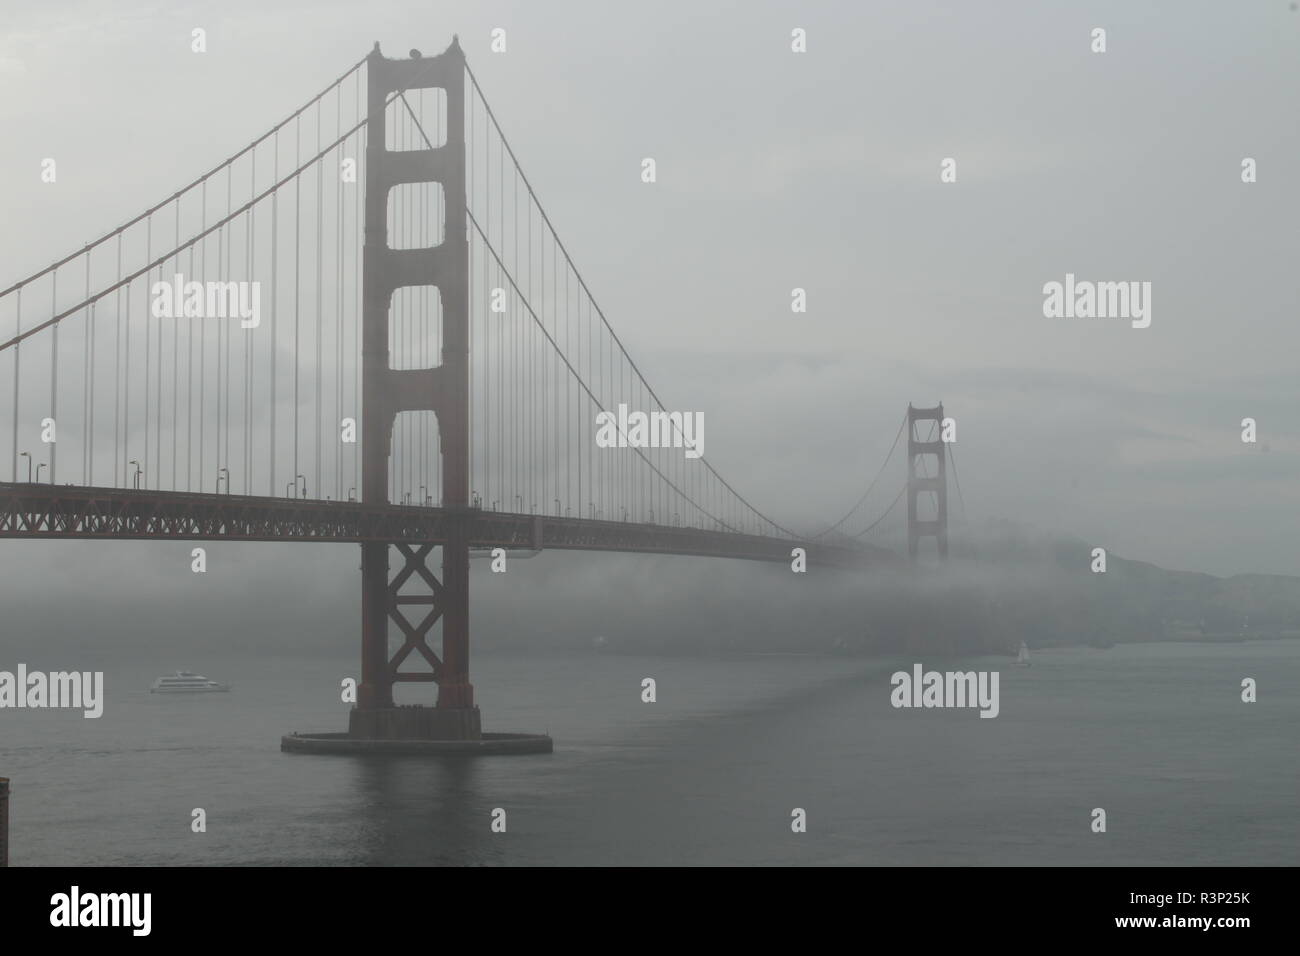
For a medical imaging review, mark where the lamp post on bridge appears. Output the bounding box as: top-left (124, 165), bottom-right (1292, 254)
top-left (216, 467), bottom-right (229, 494)
top-left (19, 451), bottom-right (29, 483)
top-left (36, 462), bottom-right (46, 484)
top-left (297, 474), bottom-right (307, 500)
top-left (129, 460), bottom-right (140, 489)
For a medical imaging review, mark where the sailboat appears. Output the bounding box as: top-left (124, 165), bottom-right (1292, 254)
top-left (1015, 641), bottom-right (1031, 667)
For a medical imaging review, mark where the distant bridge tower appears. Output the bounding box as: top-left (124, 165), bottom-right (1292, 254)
top-left (906, 403), bottom-right (948, 562)
top-left (355, 38), bottom-right (477, 739)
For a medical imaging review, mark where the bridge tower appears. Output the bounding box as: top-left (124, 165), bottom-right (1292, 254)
top-left (906, 403), bottom-right (948, 562)
top-left (353, 39), bottom-right (477, 739)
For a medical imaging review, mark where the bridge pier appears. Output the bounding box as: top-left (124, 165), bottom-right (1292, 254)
top-left (437, 517), bottom-right (475, 712)
top-left (352, 530), bottom-right (480, 740)
top-left (357, 535), bottom-right (475, 716)
top-left (357, 541), bottom-right (391, 710)
top-left (281, 39), bottom-right (549, 757)
top-left (286, 526), bottom-right (549, 754)
top-left (348, 705), bottom-right (480, 741)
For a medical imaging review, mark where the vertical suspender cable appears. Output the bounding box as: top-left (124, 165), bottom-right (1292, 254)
top-left (50, 274), bottom-right (57, 483)
top-left (271, 128), bottom-right (279, 497)
top-left (172, 197), bottom-right (180, 490)
top-left (199, 179), bottom-right (206, 491)
top-left (293, 115), bottom-right (301, 496)
top-left (83, 253), bottom-right (90, 484)
top-left (315, 99), bottom-right (323, 499)
top-left (10, 287), bottom-right (18, 481)
top-left (247, 147), bottom-right (255, 493)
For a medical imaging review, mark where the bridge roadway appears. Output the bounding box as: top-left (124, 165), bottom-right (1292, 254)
top-left (0, 482), bottom-right (893, 569)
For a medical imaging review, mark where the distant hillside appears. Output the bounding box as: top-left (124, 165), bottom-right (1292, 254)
top-left (935, 518), bottom-right (1300, 651)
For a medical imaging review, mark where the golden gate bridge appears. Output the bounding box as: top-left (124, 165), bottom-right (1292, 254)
top-left (0, 38), bottom-right (958, 752)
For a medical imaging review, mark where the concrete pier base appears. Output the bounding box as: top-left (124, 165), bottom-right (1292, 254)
top-left (281, 706), bottom-right (552, 756)
top-left (348, 704), bottom-right (483, 740)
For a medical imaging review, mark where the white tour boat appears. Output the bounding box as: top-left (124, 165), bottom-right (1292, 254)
top-left (150, 671), bottom-right (231, 693)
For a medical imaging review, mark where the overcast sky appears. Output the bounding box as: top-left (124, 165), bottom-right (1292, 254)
top-left (2, 0), bottom-right (1298, 586)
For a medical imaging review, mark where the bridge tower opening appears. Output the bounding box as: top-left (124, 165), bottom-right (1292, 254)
top-left (906, 402), bottom-right (948, 563)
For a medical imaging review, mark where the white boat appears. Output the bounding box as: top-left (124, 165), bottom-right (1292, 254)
top-left (1016, 642), bottom-right (1031, 667)
top-left (151, 671), bottom-right (230, 693)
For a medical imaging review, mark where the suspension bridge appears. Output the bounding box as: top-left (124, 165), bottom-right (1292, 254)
top-left (0, 38), bottom-right (958, 751)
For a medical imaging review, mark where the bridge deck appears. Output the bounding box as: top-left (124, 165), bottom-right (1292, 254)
top-left (0, 483), bottom-right (893, 569)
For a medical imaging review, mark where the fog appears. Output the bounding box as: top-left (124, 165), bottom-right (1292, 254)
top-left (1, 1), bottom-right (1297, 664)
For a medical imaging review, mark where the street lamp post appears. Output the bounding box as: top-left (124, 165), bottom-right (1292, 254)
top-left (36, 462), bottom-right (46, 484)
top-left (129, 460), bottom-right (141, 489)
top-left (296, 475), bottom-right (306, 499)
top-left (19, 452), bottom-right (30, 483)
top-left (217, 467), bottom-right (229, 494)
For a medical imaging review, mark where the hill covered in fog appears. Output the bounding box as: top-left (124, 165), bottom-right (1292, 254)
top-left (848, 518), bottom-right (1300, 657)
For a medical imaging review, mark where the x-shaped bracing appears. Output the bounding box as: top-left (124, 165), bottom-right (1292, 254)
top-left (386, 543), bottom-right (444, 682)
